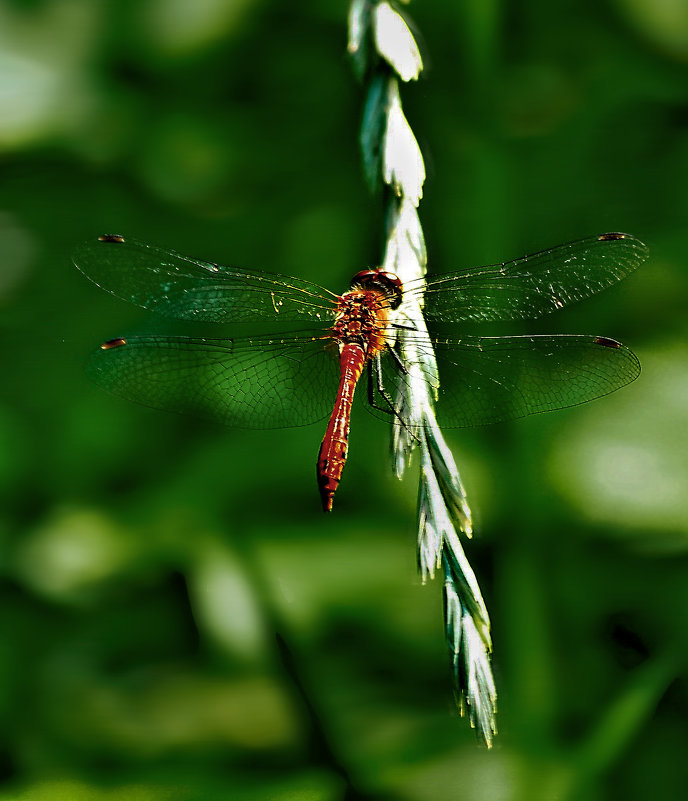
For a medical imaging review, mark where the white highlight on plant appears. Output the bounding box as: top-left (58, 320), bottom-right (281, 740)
top-left (383, 82), bottom-right (425, 206)
top-left (444, 575), bottom-right (497, 737)
top-left (348, 0), bottom-right (368, 55)
top-left (373, 1), bottom-right (423, 82)
top-left (381, 197), bottom-right (426, 287)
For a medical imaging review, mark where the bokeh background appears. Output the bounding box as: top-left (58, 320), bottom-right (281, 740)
top-left (1, 0), bottom-right (688, 799)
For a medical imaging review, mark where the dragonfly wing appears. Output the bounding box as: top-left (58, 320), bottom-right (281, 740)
top-left (375, 334), bottom-right (640, 428)
top-left (410, 233), bottom-right (648, 323)
top-left (88, 331), bottom-right (340, 429)
top-left (74, 235), bottom-right (338, 323)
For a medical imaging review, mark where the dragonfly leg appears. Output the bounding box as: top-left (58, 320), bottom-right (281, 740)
top-left (387, 343), bottom-right (408, 375)
top-left (367, 354), bottom-right (394, 414)
top-left (368, 352), bottom-right (418, 442)
top-left (392, 322), bottom-right (418, 333)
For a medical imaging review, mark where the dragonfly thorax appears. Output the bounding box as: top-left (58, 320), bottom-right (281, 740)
top-left (349, 269), bottom-right (404, 310)
top-left (332, 286), bottom-right (394, 356)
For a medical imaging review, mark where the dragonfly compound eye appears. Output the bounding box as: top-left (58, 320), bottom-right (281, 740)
top-left (350, 269), bottom-right (404, 310)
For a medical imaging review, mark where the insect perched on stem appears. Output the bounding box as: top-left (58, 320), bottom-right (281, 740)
top-left (75, 232), bottom-right (647, 510)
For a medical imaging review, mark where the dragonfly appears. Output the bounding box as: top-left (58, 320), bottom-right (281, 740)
top-left (74, 232), bottom-right (648, 511)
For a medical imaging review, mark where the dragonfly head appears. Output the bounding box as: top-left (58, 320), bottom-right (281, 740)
top-left (350, 269), bottom-right (403, 310)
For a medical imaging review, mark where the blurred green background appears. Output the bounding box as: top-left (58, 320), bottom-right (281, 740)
top-left (1, 0), bottom-right (688, 799)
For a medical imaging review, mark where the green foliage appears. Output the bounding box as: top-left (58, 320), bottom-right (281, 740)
top-left (1, 0), bottom-right (687, 799)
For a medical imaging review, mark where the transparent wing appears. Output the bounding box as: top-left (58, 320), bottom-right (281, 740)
top-left (376, 333), bottom-right (640, 428)
top-left (73, 235), bottom-right (339, 323)
top-left (404, 233), bottom-right (648, 323)
top-left (88, 331), bottom-right (340, 429)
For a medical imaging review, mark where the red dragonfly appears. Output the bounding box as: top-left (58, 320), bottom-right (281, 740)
top-left (74, 232), bottom-right (647, 511)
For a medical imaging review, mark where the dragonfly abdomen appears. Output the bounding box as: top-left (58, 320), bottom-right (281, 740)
top-left (317, 343), bottom-right (367, 512)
